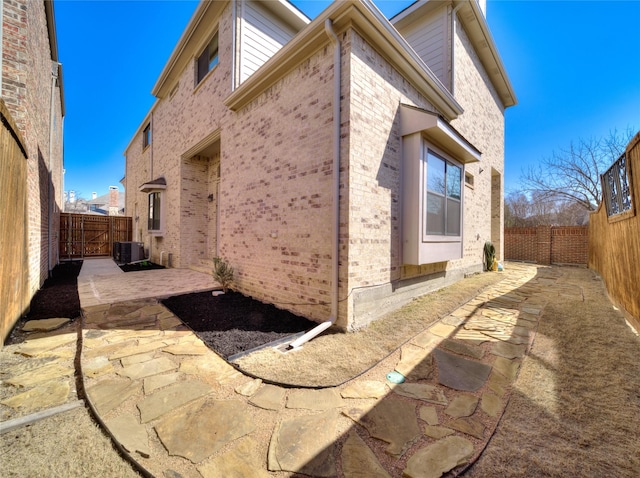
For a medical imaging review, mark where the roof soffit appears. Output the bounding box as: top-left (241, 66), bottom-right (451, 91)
top-left (453, 0), bottom-right (517, 107)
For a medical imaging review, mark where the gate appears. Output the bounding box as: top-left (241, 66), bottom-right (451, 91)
top-left (60, 213), bottom-right (132, 259)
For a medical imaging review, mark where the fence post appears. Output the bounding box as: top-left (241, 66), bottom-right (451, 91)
top-left (536, 225), bottom-right (552, 265)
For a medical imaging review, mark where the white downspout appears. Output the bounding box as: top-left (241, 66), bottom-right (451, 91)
top-left (450, 4), bottom-right (463, 95)
top-left (287, 19), bottom-right (341, 350)
top-left (48, 63), bottom-right (60, 273)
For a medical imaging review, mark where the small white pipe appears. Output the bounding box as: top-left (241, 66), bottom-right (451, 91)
top-left (160, 250), bottom-right (166, 266)
top-left (288, 19), bottom-right (341, 350)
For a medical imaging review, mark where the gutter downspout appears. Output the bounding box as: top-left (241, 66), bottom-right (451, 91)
top-left (287, 19), bottom-right (341, 350)
top-left (48, 63), bottom-right (60, 274)
top-left (450, 3), bottom-right (463, 95)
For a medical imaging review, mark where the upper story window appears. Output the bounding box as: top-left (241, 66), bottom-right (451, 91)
top-left (425, 151), bottom-right (462, 237)
top-left (143, 123), bottom-right (151, 149)
top-left (196, 32), bottom-right (219, 85)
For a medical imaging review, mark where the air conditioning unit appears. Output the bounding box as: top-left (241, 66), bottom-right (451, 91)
top-left (113, 242), bottom-right (145, 264)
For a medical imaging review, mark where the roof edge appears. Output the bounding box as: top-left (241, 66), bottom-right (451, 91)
top-left (454, 0), bottom-right (517, 108)
top-left (225, 0), bottom-right (463, 120)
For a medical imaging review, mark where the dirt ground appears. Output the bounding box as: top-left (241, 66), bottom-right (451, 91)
top-left (467, 266), bottom-right (640, 477)
top-left (232, 272), bottom-right (506, 387)
top-left (4, 261), bottom-right (82, 346)
top-left (0, 406), bottom-right (141, 478)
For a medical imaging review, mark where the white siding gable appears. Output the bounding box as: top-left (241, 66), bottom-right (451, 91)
top-left (398, 8), bottom-right (450, 88)
top-left (239, 1), bottom-right (298, 84)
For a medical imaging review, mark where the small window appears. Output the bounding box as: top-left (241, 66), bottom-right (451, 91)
top-left (148, 192), bottom-right (161, 231)
top-left (196, 32), bottom-right (219, 85)
top-left (465, 171), bottom-right (474, 189)
top-left (143, 123), bottom-right (151, 149)
top-left (425, 151), bottom-right (462, 237)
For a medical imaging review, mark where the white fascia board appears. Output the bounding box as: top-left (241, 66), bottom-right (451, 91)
top-left (400, 104), bottom-right (480, 163)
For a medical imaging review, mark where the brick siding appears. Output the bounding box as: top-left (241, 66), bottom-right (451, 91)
top-left (505, 226), bottom-right (588, 265)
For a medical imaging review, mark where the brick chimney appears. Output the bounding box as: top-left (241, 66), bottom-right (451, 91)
top-left (108, 186), bottom-right (119, 216)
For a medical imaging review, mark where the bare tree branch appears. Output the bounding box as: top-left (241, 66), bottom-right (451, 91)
top-left (520, 129), bottom-right (634, 211)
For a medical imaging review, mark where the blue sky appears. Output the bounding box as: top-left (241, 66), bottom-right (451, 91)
top-left (55, 0), bottom-right (639, 199)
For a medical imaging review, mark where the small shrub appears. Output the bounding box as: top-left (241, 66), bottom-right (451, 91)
top-left (212, 256), bottom-right (234, 293)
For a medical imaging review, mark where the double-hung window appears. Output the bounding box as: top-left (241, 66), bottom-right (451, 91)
top-left (196, 32), bottom-right (219, 85)
top-left (425, 151), bottom-right (462, 237)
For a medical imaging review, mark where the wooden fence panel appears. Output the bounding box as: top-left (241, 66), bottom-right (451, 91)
top-left (1, 100), bottom-right (29, 343)
top-left (589, 132), bottom-right (640, 329)
top-left (60, 213), bottom-right (132, 259)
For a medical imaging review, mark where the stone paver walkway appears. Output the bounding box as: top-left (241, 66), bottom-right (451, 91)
top-left (1, 260), bottom-right (557, 477)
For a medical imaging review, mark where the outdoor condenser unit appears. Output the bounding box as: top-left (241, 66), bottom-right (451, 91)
top-left (113, 241), bottom-right (145, 264)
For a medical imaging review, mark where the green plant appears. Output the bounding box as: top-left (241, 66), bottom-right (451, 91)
top-left (212, 256), bottom-right (234, 293)
top-left (484, 241), bottom-right (496, 271)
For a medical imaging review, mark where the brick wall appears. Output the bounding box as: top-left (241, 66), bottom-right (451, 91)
top-left (505, 226), bottom-right (588, 265)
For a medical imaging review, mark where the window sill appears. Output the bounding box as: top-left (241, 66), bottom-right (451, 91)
top-left (194, 64), bottom-right (219, 95)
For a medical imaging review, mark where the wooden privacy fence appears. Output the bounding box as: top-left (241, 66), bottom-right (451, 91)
top-left (589, 131), bottom-right (640, 330)
top-left (504, 225), bottom-right (588, 265)
top-left (60, 213), bottom-right (132, 259)
top-left (1, 100), bottom-right (29, 343)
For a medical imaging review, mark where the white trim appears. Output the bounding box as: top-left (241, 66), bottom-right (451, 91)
top-left (400, 104), bottom-right (480, 163)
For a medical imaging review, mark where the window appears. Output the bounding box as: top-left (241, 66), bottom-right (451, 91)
top-left (425, 151), bottom-right (462, 237)
top-left (143, 123), bottom-right (151, 149)
top-left (465, 171), bottom-right (474, 189)
top-left (196, 32), bottom-right (219, 85)
top-left (148, 192), bottom-right (161, 231)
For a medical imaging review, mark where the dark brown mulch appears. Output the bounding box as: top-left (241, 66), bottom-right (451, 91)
top-left (118, 261), bottom-right (165, 272)
top-left (162, 291), bottom-right (317, 359)
top-left (4, 260), bottom-right (83, 345)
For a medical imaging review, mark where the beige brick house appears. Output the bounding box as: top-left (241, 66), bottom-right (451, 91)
top-left (124, 0), bottom-right (515, 331)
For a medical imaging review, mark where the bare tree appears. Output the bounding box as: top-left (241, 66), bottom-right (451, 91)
top-left (520, 128), bottom-right (634, 211)
top-left (505, 191), bottom-right (590, 227)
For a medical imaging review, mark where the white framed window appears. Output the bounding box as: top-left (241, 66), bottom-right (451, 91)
top-left (148, 191), bottom-right (161, 231)
top-left (399, 104), bottom-right (480, 266)
top-left (139, 177), bottom-right (166, 236)
top-left (424, 150), bottom-right (462, 239)
top-left (196, 31), bottom-right (219, 85)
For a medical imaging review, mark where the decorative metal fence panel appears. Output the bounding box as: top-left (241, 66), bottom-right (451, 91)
top-left (589, 131), bottom-right (640, 330)
top-left (60, 213), bottom-right (132, 259)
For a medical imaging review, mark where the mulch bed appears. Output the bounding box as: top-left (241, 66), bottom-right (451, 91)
top-left (4, 260), bottom-right (82, 345)
top-left (162, 291), bottom-right (317, 359)
top-left (118, 261), bottom-right (165, 272)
